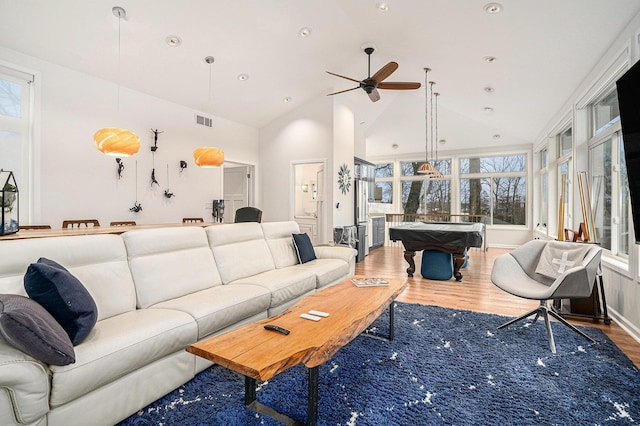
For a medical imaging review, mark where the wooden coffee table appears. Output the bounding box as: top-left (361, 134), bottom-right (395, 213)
top-left (186, 276), bottom-right (407, 426)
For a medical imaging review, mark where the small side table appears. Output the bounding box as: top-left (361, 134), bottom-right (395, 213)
top-left (552, 273), bottom-right (611, 325)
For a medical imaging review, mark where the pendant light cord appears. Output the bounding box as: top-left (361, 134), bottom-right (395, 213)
top-left (424, 68), bottom-right (430, 164)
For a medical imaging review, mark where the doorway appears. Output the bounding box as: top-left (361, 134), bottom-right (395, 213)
top-left (293, 161), bottom-right (326, 244)
top-left (223, 162), bottom-right (255, 223)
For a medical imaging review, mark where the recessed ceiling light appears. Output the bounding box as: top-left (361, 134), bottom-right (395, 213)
top-left (283, 96), bottom-right (293, 103)
top-left (484, 3), bottom-right (503, 14)
top-left (299, 27), bottom-right (312, 37)
top-left (484, 107), bottom-right (494, 113)
top-left (165, 35), bottom-right (182, 47)
top-left (237, 74), bottom-right (249, 81)
top-left (484, 86), bottom-right (495, 93)
top-left (493, 134), bottom-right (501, 140)
top-left (483, 56), bottom-right (497, 63)
top-left (377, 2), bottom-right (389, 12)
top-left (438, 139), bottom-right (446, 145)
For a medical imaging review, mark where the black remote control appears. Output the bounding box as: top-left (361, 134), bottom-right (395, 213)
top-left (263, 324), bottom-right (290, 335)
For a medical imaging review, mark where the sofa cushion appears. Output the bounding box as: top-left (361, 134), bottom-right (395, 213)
top-left (294, 258), bottom-right (350, 288)
top-left (261, 221), bottom-right (300, 268)
top-left (230, 267), bottom-right (317, 309)
top-left (48, 308), bottom-right (196, 407)
top-left (24, 258), bottom-right (98, 345)
top-left (123, 227), bottom-right (223, 309)
top-left (0, 294), bottom-right (75, 365)
top-left (206, 223), bottom-right (275, 283)
top-left (0, 235), bottom-right (137, 321)
top-left (292, 233), bottom-right (316, 264)
top-left (150, 284), bottom-right (271, 339)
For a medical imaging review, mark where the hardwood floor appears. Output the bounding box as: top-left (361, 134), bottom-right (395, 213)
top-left (355, 246), bottom-right (640, 368)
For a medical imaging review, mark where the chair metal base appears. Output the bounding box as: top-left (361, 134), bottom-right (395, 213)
top-left (498, 300), bottom-right (595, 353)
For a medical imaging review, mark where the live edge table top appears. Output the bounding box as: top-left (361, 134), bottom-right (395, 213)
top-left (186, 276), bottom-right (407, 382)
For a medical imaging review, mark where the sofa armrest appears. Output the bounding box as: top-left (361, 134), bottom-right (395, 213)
top-left (0, 340), bottom-right (50, 425)
top-left (314, 246), bottom-right (357, 264)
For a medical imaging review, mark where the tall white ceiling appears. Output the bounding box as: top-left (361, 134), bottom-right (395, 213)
top-left (2, 0), bottom-right (639, 157)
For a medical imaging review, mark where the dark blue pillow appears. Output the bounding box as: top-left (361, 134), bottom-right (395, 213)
top-left (24, 258), bottom-right (97, 345)
top-left (0, 294), bottom-right (75, 365)
top-left (292, 233), bottom-right (316, 264)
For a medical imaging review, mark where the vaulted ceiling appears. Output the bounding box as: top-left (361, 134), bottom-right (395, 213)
top-left (2, 0), bottom-right (639, 157)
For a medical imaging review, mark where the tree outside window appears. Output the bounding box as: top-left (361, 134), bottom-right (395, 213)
top-left (460, 154), bottom-right (527, 226)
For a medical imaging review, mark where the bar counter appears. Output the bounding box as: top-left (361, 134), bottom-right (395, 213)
top-left (0, 222), bottom-right (218, 241)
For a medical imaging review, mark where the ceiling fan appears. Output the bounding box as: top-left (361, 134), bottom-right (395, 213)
top-left (326, 47), bottom-right (421, 102)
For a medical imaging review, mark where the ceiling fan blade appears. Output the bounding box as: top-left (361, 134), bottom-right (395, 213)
top-left (371, 62), bottom-right (398, 83)
top-left (377, 82), bottom-right (421, 90)
top-left (326, 86), bottom-right (360, 96)
top-left (326, 71), bottom-right (361, 83)
top-left (368, 89), bottom-right (381, 102)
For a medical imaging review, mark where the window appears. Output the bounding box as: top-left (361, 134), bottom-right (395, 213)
top-left (593, 90), bottom-right (620, 136)
top-left (459, 154), bottom-right (527, 226)
top-left (589, 132), bottom-right (628, 257)
top-left (0, 65), bottom-right (33, 220)
top-left (556, 126), bottom-right (573, 235)
top-left (371, 163), bottom-right (394, 214)
top-left (400, 160), bottom-right (451, 215)
top-left (539, 148), bottom-right (548, 228)
top-left (588, 86), bottom-right (628, 258)
top-left (558, 127), bottom-right (572, 157)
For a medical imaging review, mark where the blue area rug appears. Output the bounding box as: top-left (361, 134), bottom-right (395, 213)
top-left (118, 303), bottom-right (639, 425)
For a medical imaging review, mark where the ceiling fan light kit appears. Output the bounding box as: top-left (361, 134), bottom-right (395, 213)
top-left (326, 47), bottom-right (421, 102)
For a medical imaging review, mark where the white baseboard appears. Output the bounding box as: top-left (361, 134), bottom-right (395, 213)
top-left (607, 306), bottom-right (640, 344)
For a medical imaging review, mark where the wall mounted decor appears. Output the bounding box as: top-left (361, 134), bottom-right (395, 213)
top-left (0, 170), bottom-right (19, 235)
top-left (129, 161), bottom-right (142, 213)
top-left (179, 160), bottom-right (187, 173)
top-left (164, 164), bottom-right (175, 198)
top-left (150, 128), bottom-right (163, 152)
top-left (149, 130), bottom-right (160, 187)
top-left (116, 158), bottom-right (124, 179)
top-left (337, 163), bottom-right (351, 195)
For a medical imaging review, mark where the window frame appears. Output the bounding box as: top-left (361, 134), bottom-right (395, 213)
top-left (458, 153), bottom-right (528, 228)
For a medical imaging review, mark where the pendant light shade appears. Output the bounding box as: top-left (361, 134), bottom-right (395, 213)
top-left (193, 147), bottom-right (224, 167)
top-left (94, 128), bottom-right (140, 156)
top-left (94, 7), bottom-right (139, 157)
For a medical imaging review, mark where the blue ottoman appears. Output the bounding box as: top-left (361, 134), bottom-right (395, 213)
top-left (421, 250), bottom-right (453, 280)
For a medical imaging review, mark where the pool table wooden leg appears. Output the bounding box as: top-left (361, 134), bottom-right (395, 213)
top-left (452, 253), bottom-right (465, 281)
top-left (403, 250), bottom-right (416, 277)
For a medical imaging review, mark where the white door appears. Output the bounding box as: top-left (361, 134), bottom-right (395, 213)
top-left (223, 166), bottom-right (248, 222)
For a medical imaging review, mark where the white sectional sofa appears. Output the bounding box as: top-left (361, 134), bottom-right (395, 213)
top-left (0, 221), bottom-right (356, 426)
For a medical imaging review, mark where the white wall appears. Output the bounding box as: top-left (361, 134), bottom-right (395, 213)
top-left (0, 47), bottom-right (259, 227)
top-left (259, 96), bottom-right (333, 224)
top-left (332, 99), bottom-right (355, 228)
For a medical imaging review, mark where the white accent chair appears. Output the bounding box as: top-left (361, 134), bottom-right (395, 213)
top-left (490, 240), bottom-right (602, 353)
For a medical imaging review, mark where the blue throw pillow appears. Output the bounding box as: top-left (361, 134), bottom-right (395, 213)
top-left (24, 258), bottom-right (98, 345)
top-left (292, 233), bottom-right (316, 264)
top-left (0, 294), bottom-right (75, 365)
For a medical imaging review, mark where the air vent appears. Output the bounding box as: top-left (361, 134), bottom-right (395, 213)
top-left (195, 114), bottom-right (213, 128)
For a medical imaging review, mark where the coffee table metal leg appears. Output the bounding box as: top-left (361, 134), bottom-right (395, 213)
top-left (307, 366), bottom-right (319, 426)
top-left (244, 369), bottom-right (318, 426)
top-left (389, 302), bottom-right (395, 341)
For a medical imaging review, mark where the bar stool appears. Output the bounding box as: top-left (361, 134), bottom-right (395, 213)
top-left (110, 221), bottom-right (136, 227)
top-left (62, 219), bottom-right (100, 228)
top-left (182, 217), bottom-right (204, 223)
